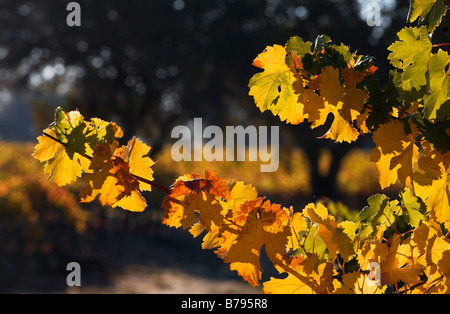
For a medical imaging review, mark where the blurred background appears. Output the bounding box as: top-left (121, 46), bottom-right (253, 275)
top-left (0, 0), bottom-right (448, 293)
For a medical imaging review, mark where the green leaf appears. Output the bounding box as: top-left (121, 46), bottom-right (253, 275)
top-left (299, 224), bottom-right (329, 261)
top-left (358, 194), bottom-right (390, 222)
top-left (355, 223), bottom-right (374, 244)
top-left (423, 49), bottom-right (450, 121)
top-left (327, 201), bottom-right (359, 222)
top-left (400, 188), bottom-right (427, 228)
top-left (387, 26), bottom-right (431, 70)
top-left (359, 194), bottom-right (401, 230)
top-left (50, 107), bottom-right (87, 159)
top-left (313, 34), bottom-right (331, 53)
top-left (51, 107), bottom-right (71, 143)
top-left (401, 60), bottom-right (428, 91)
top-left (325, 43), bottom-right (353, 69)
top-left (408, 0), bottom-right (448, 32)
top-left (87, 117), bottom-right (123, 147)
top-left (286, 35), bottom-right (312, 58)
top-left (65, 123), bottom-right (87, 159)
top-left (340, 220), bottom-right (359, 240)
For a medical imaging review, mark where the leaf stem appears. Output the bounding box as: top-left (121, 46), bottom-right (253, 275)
top-left (43, 131), bottom-right (64, 146)
top-left (336, 256), bottom-right (345, 274)
top-left (131, 174), bottom-right (171, 194)
top-left (432, 43), bottom-right (450, 48)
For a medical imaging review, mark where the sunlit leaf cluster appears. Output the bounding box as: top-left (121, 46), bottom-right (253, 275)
top-left (31, 0), bottom-right (449, 294)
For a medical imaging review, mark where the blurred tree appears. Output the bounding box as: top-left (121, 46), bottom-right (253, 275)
top-left (1, 0), bottom-right (447, 200)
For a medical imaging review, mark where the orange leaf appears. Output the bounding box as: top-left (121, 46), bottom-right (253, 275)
top-left (220, 199), bottom-right (292, 287)
top-left (162, 170), bottom-right (230, 232)
top-left (79, 142), bottom-right (147, 212)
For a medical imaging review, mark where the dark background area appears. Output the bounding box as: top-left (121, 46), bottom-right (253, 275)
top-left (0, 0), bottom-right (448, 293)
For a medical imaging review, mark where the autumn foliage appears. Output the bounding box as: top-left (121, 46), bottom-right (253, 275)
top-left (32, 0), bottom-right (449, 294)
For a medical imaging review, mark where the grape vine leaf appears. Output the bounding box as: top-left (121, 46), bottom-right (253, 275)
top-left (262, 259), bottom-right (339, 294)
top-left (226, 180), bottom-right (258, 211)
top-left (337, 272), bottom-right (386, 294)
top-left (79, 143), bottom-right (134, 207)
top-left (162, 170), bottom-right (230, 231)
top-left (358, 194), bottom-right (390, 224)
top-left (370, 119), bottom-right (419, 189)
top-left (414, 149), bottom-right (450, 223)
top-left (423, 49), bottom-right (450, 121)
top-left (220, 198), bottom-right (292, 287)
top-left (303, 203), bottom-right (355, 261)
top-left (33, 129), bottom-right (89, 186)
top-left (261, 257), bottom-right (318, 294)
top-left (33, 107), bottom-right (129, 187)
top-left (286, 35), bottom-right (312, 58)
top-left (387, 26), bottom-right (431, 70)
top-left (50, 108), bottom-right (88, 159)
top-left (114, 137), bottom-right (154, 191)
top-left (408, 0), bottom-right (448, 32)
top-left (79, 138), bottom-right (154, 212)
top-left (429, 236), bottom-right (450, 266)
top-left (249, 44), bottom-right (304, 124)
top-left (86, 117), bottom-right (124, 147)
top-left (286, 212), bottom-right (308, 254)
top-left (314, 66), bottom-right (368, 143)
top-left (249, 36), bottom-right (375, 143)
top-left (359, 233), bottom-right (423, 286)
top-left (400, 188), bottom-right (427, 228)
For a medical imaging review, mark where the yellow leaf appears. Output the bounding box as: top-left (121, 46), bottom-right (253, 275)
top-left (412, 220), bottom-right (431, 255)
top-left (112, 189), bottom-right (147, 212)
top-left (33, 130), bottom-right (63, 162)
top-left (313, 66), bottom-right (368, 143)
top-left (370, 119), bottom-right (419, 189)
top-left (116, 137), bottom-right (154, 191)
top-left (286, 212), bottom-right (308, 253)
top-left (226, 180), bottom-right (258, 212)
top-left (79, 142), bottom-right (147, 212)
top-left (262, 272), bottom-right (316, 294)
top-left (296, 82), bottom-right (327, 127)
top-left (249, 45), bottom-right (306, 124)
top-left (261, 257), bottom-right (320, 294)
top-left (303, 203), bottom-right (355, 261)
top-left (414, 149), bottom-right (450, 223)
top-left (325, 112), bottom-right (359, 143)
top-left (201, 230), bottom-right (221, 250)
top-left (438, 251), bottom-right (450, 277)
top-left (33, 129), bottom-right (87, 186)
top-left (337, 272), bottom-right (386, 294)
top-left (430, 237), bottom-right (450, 265)
top-left (373, 235), bottom-right (423, 285)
